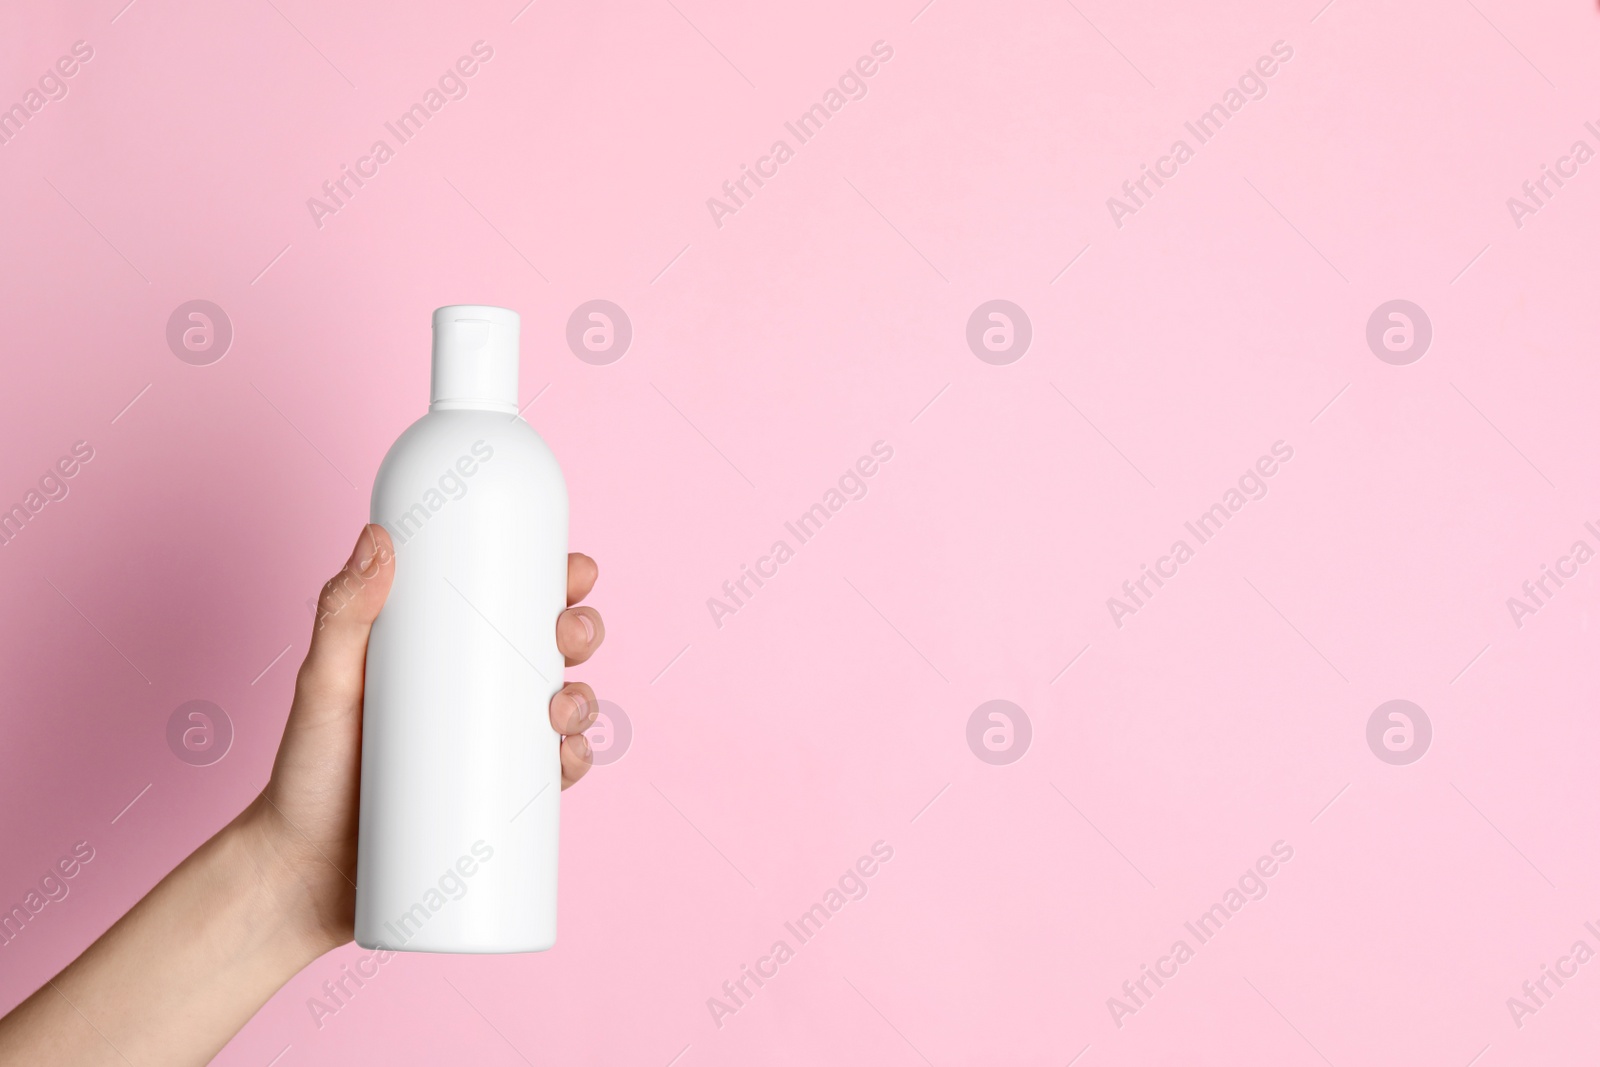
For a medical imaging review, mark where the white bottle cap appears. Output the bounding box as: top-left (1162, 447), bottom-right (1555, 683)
top-left (430, 305), bottom-right (520, 413)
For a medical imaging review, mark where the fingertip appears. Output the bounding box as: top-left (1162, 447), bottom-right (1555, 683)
top-left (566, 553), bottom-right (598, 604)
top-left (352, 523), bottom-right (396, 579)
top-left (557, 606), bottom-right (604, 664)
top-left (300, 524), bottom-right (397, 705)
top-left (316, 524), bottom-right (396, 630)
top-left (560, 733), bottom-right (593, 789)
top-left (367, 523), bottom-right (396, 569)
top-left (550, 683), bottom-right (597, 734)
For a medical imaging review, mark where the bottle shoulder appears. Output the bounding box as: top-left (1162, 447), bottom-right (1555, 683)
top-left (373, 410), bottom-right (565, 507)
top-left (379, 410), bottom-right (558, 463)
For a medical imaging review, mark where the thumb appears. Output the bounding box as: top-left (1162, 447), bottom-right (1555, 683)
top-left (298, 523), bottom-right (396, 708)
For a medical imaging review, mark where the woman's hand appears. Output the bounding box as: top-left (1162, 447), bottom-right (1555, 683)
top-left (247, 523), bottom-right (608, 954)
top-left (0, 524), bottom-right (607, 1066)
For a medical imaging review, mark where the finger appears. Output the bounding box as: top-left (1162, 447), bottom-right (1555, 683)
top-left (296, 524), bottom-right (396, 711)
top-left (549, 682), bottom-right (597, 735)
top-left (560, 733), bottom-right (592, 790)
top-left (567, 552), bottom-right (598, 605)
top-left (557, 606), bottom-right (604, 666)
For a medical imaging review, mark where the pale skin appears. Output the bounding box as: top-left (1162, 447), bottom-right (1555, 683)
top-left (0, 524), bottom-right (606, 1066)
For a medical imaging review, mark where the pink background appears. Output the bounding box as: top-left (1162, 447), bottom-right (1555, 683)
top-left (3, 0), bottom-right (1600, 1063)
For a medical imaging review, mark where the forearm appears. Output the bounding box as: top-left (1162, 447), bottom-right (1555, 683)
top-left (0, 799), bottom-right (335, 1066)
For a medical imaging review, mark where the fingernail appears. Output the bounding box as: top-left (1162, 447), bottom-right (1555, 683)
top-left (571, 734), bottom-right (591, 759)
top-left (566, 691), bottom-right (590, 730)
top-left (578, 612), bottom-right (595, 643)
top-left (351, 525), bottom-right (379, 577)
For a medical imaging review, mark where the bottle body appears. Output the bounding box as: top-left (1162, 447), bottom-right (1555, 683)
top-left (355, 406), bottom-right (568, 953)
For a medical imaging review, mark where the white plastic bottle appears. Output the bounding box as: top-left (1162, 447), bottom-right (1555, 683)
top-left (355, 305), bottom-right (568, 953)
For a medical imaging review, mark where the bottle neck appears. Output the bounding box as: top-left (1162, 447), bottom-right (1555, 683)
top-left (428, 398), bottom-right (519, 415)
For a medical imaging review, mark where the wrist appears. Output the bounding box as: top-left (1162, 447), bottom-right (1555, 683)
top-left (228, 797), bottom-right (350, 963)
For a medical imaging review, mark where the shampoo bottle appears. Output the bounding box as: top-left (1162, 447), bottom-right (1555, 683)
top-left (355, 305), bottom-right (568, 953)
